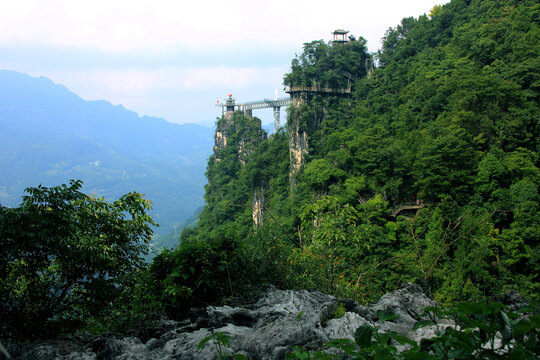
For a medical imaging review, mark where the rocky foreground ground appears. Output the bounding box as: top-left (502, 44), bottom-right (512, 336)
top-left (5, 283), bottom-right (525, 359)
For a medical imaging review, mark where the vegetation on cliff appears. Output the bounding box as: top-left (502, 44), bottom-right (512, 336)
top-left (152, 0), bottom-right (539, 314)
top-left (283, 37), bottom-right (372, 89)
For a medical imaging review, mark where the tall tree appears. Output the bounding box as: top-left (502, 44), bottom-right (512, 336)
top-left (0, 180), bottom-right (156, 338)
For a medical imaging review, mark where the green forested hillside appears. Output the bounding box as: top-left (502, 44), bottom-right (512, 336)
top-left (151, 0), bottom-right (539, 311)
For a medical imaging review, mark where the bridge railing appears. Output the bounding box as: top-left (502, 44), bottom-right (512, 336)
top-left (285, 85), bottom-right (351, 94)
top-left (237, 98), bottom-right (291, 110)
top-left (391, 202), bottom-right (427, 217)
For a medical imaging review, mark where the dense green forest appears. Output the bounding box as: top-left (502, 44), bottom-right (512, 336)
top-left (152, 0), bottom-right (539, 311)
top-left (1, 0), bottom-right (538, 347)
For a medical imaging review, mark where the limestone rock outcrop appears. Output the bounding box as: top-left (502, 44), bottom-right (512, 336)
top-left (213, 113), bottom-right (266, 164)
top-left (252, 186), bottom-right (265, 228)
top-left (8, 283), bottom-right (442, 360)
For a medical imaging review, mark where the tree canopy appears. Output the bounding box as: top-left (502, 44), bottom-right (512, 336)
top-left (0, 180), bottom-right (156, 338)
top-left (155, 0), bottom-right (539, 313)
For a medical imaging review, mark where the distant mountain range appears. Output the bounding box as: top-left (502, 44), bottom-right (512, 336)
top-left (0, 70), bottom-right (214, 251)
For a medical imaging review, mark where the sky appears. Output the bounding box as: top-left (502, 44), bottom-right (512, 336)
top-left (0, 0), bottom-right (448, 127)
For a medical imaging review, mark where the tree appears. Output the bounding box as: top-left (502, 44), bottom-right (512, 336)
top-left (283, 38), bottom-right (371, 89)
top-left (0, 180), bottom-right (156, 339)
top-left (412, 127), bottom-right (476, 204)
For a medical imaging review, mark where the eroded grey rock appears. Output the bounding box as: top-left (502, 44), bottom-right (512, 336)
top-left (9, 283), bottom-right (443, 360)
top-left (371, 283), bottom-right (437, 330)
top-left (323, 312), bottom-right (368, 341)
top-left (503, 290), bottom-right (529, 312)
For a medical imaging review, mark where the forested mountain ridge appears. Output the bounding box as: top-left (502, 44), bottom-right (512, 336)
top-left (0, 70), bottom-right (214, 248)
top-left (151, 0), bottom-right (539, 313)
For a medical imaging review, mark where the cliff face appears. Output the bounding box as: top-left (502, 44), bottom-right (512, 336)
top-left (214, 129), bottom-right (228, 151)
top-left (288, 117), bottom-right (309, 187)
top-left (209, 112), bottom-right (267, 227)
top-left (252, 186), bottom-right (265, 228)
top-left (213, 112), bottom-right (266, 164)
top-left (210, 93), bottom-right (348, 227)
top-left (286, 93), bottom-right (342, 188)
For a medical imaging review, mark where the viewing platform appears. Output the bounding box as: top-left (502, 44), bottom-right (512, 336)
top-left (391, 202), bottom-right (427, 217)
top-left (216, 92), bottom-right (291, 133)
top-left (236, 98), bottom-right (291, 111)
top-left (215, 83), bottom-right (351, 134)
top-left (285, 86), bottom-right (351, 95)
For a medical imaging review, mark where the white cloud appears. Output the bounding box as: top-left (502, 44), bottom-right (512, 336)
top-left (36, 64), bottom-right (286, 122)
top-left (45, 65), bottom-right (285, 96)
top-left (183, 66), bottom-right (286, 89)
top-left (0, 0), bottom-right (449, 124)
top-left (45, 68), bottom-right (167, 96)
top-left (183, 67), bottom-right (256, 89)
top-left (0, 0), bottom-right (447, 51)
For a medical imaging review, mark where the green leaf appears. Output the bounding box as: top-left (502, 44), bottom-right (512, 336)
top-left (413, 320), bottom-right (433, 331)
top-left (312, 351), bottom-right (337, 360)
top-left (401, 351), bottom-right (435, 360)
top-left (448, 348), bottom-right (470, 359)
top-left (287, 347), bottom-right (311, 360)
top-left (499, 311), bottom-right (513, 345)
top-left (214, 332), bottom-right (231, 346)
top-left (455, 302), bottom-right (496, 315)
top-left (390, 333), bottom-right (417, 347)
top-left (325, 339), bottom-right (357, 355)
top-left (374, 346), bottom-right (395, 359)
top-left (231, 354), bottom-right (248, 360)
top-left (197, 336), bottom-right (212, 349)
top-left (513, 318), bottom-right (537, 337)
top-left (355, 324), bottom-right (375, 347)
top-left (377, 310), bottom-right (399, 322)
top-left (419, 338), bottom-right (435, 352)
top-left (379, 333), bottom-right (391, 345)
top-left (507, 346), bottom-right (528, 360)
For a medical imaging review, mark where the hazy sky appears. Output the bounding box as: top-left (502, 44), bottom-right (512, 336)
top-left (0, 0), bottom-right (448, 126)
